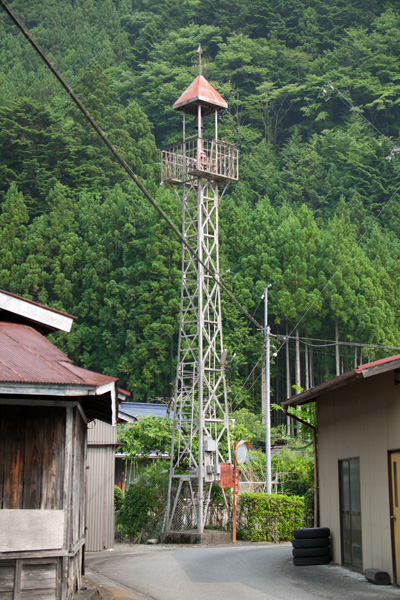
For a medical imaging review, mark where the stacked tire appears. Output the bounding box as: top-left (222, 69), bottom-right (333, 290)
top-left (292, 527), bottom-right (331, 566)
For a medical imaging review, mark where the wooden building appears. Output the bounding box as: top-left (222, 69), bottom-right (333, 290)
top-left (0, 290), bottom-right (121, 599)
top-left (283, 355), bottom-right (400, 584)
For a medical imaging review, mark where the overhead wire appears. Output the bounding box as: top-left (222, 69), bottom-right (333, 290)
top-left (3, 1), bottom-right (400, 406)
top-left (273, 80), bottom-right (400, 361)
top-left (0, 0), bottom-right (263, 334)
top-left (225, 80), bottom-right (400, 406)
top-left (294, 335), bottom-right (400, 352)
top-left (321, 81), bottom-right (391, 142)
top-left (226, 294), bottom-right (263, 372)
top-left (229, 354), bottom-right (264, 412)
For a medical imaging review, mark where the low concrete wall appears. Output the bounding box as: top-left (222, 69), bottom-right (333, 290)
top-left (160, 530), bottom-right (232, 544)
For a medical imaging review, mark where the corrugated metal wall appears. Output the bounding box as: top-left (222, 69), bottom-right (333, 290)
top-left (86, 420), bottom-right (117, 551)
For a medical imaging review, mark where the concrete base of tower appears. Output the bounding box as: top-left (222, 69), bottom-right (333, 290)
top-left (159, 530), bottom-right (232, 545)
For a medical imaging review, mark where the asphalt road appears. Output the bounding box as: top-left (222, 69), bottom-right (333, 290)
top-left (86, 542), bottom-right (400, 600)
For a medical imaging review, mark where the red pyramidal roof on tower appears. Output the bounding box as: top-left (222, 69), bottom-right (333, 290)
top-left (173, 75), bottom-right (228, 114)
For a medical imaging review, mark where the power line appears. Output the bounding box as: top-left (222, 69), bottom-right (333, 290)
top-left (230, 358), bottom-right (264, 412)
top-left (226, 295), bottom-right (264, 371)
top-left (273, 80), bottom-right (400, 360)
top-left (0, 0), bottom-right (263, 334)
top-left (321, 81), bottom-right (391, 143)
top-left (276, 334), bottom-right (400, 352)
top-left (276, 178), bottom-right (400, 358)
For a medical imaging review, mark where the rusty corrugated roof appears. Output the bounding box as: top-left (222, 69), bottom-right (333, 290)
top-left (355, 353), bottom-right (400, 374)
top-left (0, 322), bottom-right (116, 387)
top-left (173, 75), bottom-right (228, 114)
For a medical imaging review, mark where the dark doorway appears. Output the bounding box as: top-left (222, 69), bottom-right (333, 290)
top-left (339, 457), bottom-right (363, 571)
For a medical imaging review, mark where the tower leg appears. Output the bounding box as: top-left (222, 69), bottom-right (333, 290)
top-left (164, 177), bottom-right (231, 534)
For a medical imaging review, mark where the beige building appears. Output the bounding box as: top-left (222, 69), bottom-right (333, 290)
top-left (283, 355), bottom-right (400, 584)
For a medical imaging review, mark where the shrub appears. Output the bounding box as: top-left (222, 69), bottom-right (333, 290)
top-left (236, 492), bottom-right (305, 542)
top-left (118, 461), bottom-right (169, 540)
top-left (271, 446), bottom-right (314, 496)
top-left (114, 485), bottom-right (125, 512)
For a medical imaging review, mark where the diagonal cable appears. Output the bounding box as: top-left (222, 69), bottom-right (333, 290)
top-left (0, 0), bottom-right (263, 333)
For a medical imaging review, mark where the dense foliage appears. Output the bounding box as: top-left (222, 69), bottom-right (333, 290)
top-left (1, 1), bottom-right (400, 411)
top-left (118, 415), bottom-right (174, 463)
top-left (237, 492), bottom-right (305, 542)
top-left (117, 461), bottom-right (169, 540)
top-left (114, 484), bottom-right (125, 512)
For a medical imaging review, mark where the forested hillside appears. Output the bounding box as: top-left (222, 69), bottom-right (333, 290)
top-left (1, 0), bottom-right (400, 411)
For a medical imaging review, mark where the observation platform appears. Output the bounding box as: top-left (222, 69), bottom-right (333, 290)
top-left (161, 137), bottom-right (238, 184)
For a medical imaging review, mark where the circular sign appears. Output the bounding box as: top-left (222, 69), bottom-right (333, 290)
top-left (235, 440), bottom-right (250, 464)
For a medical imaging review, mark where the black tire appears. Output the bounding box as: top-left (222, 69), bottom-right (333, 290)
top-left (292, 537), bottom-right (330, 549)
top-left (293, 547), bottom-right (331, 558)
top-left (293, 527), bottom-right (330, 539)
top-left (293, 556), bottom-right (331, 566)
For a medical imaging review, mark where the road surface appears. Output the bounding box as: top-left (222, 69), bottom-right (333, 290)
top-left (86, 542), bottom-right (400, 600)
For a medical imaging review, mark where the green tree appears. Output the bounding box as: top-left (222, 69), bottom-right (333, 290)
top-left (118, 461), bottom-right (169, 540)
top-left (0, 184), bottom-right (29, 290)
top-left (230, 408), bottom-right (265, 446)
top-left (64, 60), bottom-right (158, 191)
top-left (0, 98), bottom-right (77, 216)
top-left (13, 182), bottom-right (80, 309)
top-left (274, 204), bottom-right (322, 332)
top-left (118, 186), bottom-right (181, 396)
top-left (118, 415), bottom-right (174, 464)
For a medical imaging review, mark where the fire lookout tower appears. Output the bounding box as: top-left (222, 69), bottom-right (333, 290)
top-left (161, 47), bottom-right (239, 536)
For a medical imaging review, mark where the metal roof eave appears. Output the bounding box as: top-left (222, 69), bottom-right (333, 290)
top-left (0, 381), bottom-right (108, 396)
top-left (118, 412), bottom-right (137, 423)
top-left (282, 355), bottom-right (400, 409)
top-left (0, 289), bottom-right (75, 333)
top-left (282, 370), bottom-right (361, 409)
top-left (0, 380), bottom-right (119, 425)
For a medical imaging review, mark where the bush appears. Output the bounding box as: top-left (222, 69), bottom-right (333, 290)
top-left (236, 492), bottom-right (305, 542)
top-left (271, 445), bottom-right (315, 524)
top-left (114, 485), bottom-right (125, 512)
top-left (118, 461), bottom-right (169, 540)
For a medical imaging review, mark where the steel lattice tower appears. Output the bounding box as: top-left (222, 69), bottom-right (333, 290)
top-left (161, 49), bottom-right (238, 535)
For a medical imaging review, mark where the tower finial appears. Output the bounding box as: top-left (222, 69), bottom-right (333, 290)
top-left (197, 44), bottom-right (203, 76)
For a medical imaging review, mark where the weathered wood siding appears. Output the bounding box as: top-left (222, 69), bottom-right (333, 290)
top-left (0, 510), bottom-right (64, 552)
top-left (0, 403), bottom-right (87, 600)
top-left (0, 559), bottom-right (59, 600)
top-left (0, 406), bottom-right (65, 510)
top-left (69, 408), bottom-right (86, 550)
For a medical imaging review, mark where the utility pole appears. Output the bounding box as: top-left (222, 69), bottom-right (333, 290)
top-left (264, 286), bottom-right (272, 494)
top-left (161, 48), bottom-right (239, 537)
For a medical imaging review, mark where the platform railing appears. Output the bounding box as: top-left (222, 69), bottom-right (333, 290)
top-left (161, 138), bottom-right (238, 184)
